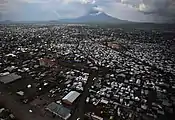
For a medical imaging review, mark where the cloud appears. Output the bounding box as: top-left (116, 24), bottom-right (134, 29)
top-left (0, 0), bottom-right (95, 20)
top-left (120, 0), bottom-right (175, 16)
top-left (19, 0), bottom-right (95, 4)
top-left (63, 0), bottom-right (95, 4)
top-left (0, 0), bottom-right (25, 20)
top-left (40, 0), bottom-right (95, 19)
top-left (93, 6), bottom-right (103, 12)
top-left (138, 3), bottom-right (157, 13)
top-left (104, 0), bottom-right (175, 22)
top-left (94, 0), bottom-right (175, 22)
top-left (0, 0), bottom-right (15, 13)
top-left (95, 1), bottom-right (155, 22)
top-left (0, 0), bottom-right (175, 22)
top-left (19, 0), bottom-right (51, 3)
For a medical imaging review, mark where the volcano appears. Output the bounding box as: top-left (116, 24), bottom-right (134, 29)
top-left (59, 12), bottom-right (129, 24)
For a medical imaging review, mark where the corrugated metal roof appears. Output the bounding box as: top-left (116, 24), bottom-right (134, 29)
top-left (0, 73), bottom-right (21, 84)
top-left (46, 102), bottom-right (71, 120)
top-left (62, 91), bottom-right (80, 104)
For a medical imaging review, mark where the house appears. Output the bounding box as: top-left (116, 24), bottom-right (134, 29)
top-left (85, 113), bottom-right (103, 120)
top-left (39, 58), bottom-right (57, 67)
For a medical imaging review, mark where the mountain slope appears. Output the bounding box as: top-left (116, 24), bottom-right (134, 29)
top-left (59, 13), bottom-right (129, 24)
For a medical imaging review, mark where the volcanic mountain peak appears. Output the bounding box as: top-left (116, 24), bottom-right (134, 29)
top-left (59, 12), bottom-right (129, 23)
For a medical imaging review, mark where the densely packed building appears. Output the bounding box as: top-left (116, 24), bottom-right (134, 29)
top-left (0, 24), bottom-right (175, 120)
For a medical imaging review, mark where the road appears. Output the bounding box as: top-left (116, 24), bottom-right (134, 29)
top-left (70, 71), bottom-right (96, 120)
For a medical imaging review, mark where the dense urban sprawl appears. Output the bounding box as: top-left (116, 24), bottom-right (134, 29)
top-left (0, 24), bottom-right (175, 120)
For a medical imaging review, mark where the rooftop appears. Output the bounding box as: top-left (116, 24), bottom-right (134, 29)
top-left (0, 73), bottom-right (21, 84)
top-left (46, 102), bottom-right (71, 120)
top-left (62, 91), bottom-right (81, 104)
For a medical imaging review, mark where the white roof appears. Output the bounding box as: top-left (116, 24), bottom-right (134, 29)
top-left (16, 91), bottom-right (24, 96)
top-left (62, 91), bottom-right (80, 103)
top-left (101, 99), bottom-right (108, 104)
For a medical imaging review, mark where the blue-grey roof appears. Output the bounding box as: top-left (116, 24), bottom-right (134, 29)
top-left (46, 102), bottom-right (71, 120)
top-left (0, 73), bottom-right (21, 84)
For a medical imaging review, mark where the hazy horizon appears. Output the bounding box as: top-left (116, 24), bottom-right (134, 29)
top-left (0, 0), bottom-right (175, 23)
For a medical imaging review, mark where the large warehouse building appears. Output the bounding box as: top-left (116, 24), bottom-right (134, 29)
top-left (46, 102), bottom-right (71, 120)
top-left (62, 91), bottom-right (80, 105)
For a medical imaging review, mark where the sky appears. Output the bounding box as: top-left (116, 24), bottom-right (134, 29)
top-left (0, 0), bottom-right (175, 23)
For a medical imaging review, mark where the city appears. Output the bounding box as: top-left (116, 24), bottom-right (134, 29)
top-left (0, 24), bottom-right (175, 120)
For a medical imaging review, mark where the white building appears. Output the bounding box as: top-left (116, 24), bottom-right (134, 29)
top-left (62, 91), bottom-right (80, 105)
